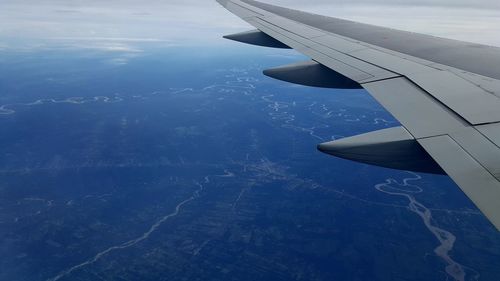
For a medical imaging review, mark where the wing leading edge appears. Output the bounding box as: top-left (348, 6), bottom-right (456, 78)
top-left (216, 0), bottom-right (500, 231)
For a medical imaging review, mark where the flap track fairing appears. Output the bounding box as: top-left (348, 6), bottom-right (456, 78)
top-left (223, 29), bottom-right (291, 49)
top-left (263, 60), bottom-right (362, 89)
top-left (318, 126), bottom-right (445, 174)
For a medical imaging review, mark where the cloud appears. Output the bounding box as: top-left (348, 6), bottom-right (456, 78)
top-left (107, 57), bottom-right (130, 66)
top-left (69, 42), bottom-right (143, 53)
top-left (0, 0), bottom-right (246, 45)
top-left (53, 9), bottom-right (81, 14)
top-left (268, 0), bottom-right (500, 9)
top-left (0, 0), bottom-right (499, 48)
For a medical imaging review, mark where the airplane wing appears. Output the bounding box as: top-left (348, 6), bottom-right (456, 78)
top-left (216, 0), bottom-right (500, 231)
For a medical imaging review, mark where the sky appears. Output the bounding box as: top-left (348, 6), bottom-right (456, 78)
top-left (0, 0), bottom-right (499, 51)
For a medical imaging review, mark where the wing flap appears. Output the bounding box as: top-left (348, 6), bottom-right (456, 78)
top-left (419, 136), bottom-right (500, 230)
top-left (312, 35), bottom-right (369, 54)
top-left (409, 71), bottom-right (500, 125)
top-left (450, 128), bottom-right (500, 180)
top-left (477, 123), bottom-right (500, 151)
top-left (362, 77), bottom-right (467, 138)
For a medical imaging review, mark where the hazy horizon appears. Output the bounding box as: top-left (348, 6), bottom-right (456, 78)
top-left (1, 0), bottom-right (499, 52)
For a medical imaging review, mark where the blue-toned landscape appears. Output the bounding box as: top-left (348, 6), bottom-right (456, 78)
top-left (1, 45), bottom-right (499, 281)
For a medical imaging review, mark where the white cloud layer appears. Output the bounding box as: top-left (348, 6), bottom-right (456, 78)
top-left (0, 0), bottom-right (499, 48)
